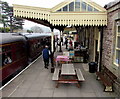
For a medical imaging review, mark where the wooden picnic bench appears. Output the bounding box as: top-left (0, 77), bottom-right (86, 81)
top-left (52, 64), bottom-right (85, 88)
top-left (96, 66), bottom-right (117, 92)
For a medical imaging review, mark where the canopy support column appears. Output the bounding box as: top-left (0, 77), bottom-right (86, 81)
top-left (59, 31), bottom-right (62, 52)
top-left (98, 26), bottom-right (104, 72)
top-left (50, 27), bottom-right (54, 73)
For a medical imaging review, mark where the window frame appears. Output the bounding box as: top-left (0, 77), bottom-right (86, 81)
top-left (81, 2), bottom-right (86, 11)
top-left (114, 21), bottom-right (120, 67)
top-left (69, 2), bottom-right (74, 11)
top-left (75, 0), bottom-right (80, 11)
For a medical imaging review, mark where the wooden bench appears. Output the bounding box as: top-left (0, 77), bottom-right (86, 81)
top-left (75, 69), bottom-right (85, 81)
top-left (52, 68), bottom-right (60, 81)
top-left (96, 66), bottom-right (117, 92)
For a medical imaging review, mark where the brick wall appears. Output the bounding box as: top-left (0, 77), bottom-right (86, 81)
top-left (102, 9), bottom-right (119, 71)
top-left (102, 3), bottom-right (120, 94)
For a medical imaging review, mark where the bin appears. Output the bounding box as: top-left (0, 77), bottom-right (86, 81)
top-left (88, 62), bottom-right (97, 73)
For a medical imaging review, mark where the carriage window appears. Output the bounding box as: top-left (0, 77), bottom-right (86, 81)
top-left (2, 46), bottom-right (11, 52)
top-left (0, 54), bottom-right (2, 67)
top-left (38, 42), bottom-right (41, 48)
top-left (2, 52), bottom-right (12, 66)
top-left (0, 47), bottom-right (2, 53)
top-left (16, 51), bottom-right (22, 59)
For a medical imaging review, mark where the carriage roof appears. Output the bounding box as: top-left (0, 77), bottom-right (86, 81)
top-left (0, 33), bottom-right (26, 45)
top-left (20, 33), bottom-right (58, 39)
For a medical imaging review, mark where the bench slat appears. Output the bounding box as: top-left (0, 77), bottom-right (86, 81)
top-left (52, 68), bottom-right (60, 80)
top-left (76, 69), bottom-right (85, 81)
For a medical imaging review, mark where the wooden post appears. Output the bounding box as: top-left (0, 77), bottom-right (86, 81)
top-left (51, 30), bottom-right (54, 52)
top-left (59, 31), bottom-right (62, 52)
top-left (51, 27), bottom-right (54, 73)
top-left (98, 26), bottom-right (104, 72)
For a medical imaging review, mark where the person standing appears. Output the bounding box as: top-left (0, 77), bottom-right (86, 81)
top-left (69, 39), bottom-right (73, 47)
top-left (65, 38), bottom-right (68, 49)
top-left (69, 39), bottom-right (73, 50)
top-left (42, 45), bottom-right (50, 69)
top-left (61, 37), bottom-right (63, 46)
top-left (4, 53), bottom-right (12, 65)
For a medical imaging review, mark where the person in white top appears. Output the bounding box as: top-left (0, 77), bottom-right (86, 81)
top-left (4, 53), bottom-right (12, 65)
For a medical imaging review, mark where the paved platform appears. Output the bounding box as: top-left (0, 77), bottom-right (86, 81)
top-left (1, 45), bottom-right (118, 97)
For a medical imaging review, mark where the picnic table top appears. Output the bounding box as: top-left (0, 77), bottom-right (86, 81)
top-left (61, 64), bottom-right (76, 75)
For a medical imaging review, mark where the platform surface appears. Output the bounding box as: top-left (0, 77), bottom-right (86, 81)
top-left (1, 46), bottom-right (118, 97)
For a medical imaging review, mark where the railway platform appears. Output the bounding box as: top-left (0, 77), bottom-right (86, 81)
top-left (0, 46), bottom-right (118, 98)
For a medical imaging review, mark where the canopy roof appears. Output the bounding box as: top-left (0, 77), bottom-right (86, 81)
top-left (13, 0), bottom-right (107, 28)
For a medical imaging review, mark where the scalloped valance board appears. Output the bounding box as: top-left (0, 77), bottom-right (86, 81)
top-left (13, 0), bottom-right (107, 26)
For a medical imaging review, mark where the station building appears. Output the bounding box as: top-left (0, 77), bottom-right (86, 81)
top-left (103, 0), bottom-right (120, 93)
top-left (13, 0), bottom-right (120, 93)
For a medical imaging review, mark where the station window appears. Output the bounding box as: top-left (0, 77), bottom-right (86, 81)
top-left (75, 0), bottom-right (80, 11)
top-left (63, 5), bottom-right (68, 11)
top-left (57, 9), bottom-right (62, 12)
top-left (114, 21), bottom-right (120, 66)
top-left (94, 8), bottom-right (99, 12)
top-left (69, 2), bottom-right (74, 11)
top-left (118, 26), bottom-right (120, 33)
top-left (82, 2), bottom-right (86, 11)
top-left (117, 37), bottom-right (120, 48)
top-left (88, 5), bottom-right (93, 11)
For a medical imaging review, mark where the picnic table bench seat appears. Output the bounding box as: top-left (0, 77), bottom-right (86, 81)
top-left (75, 69), bottom-right (85, 81)
top-left (52, 68), bottom-right (60, 81)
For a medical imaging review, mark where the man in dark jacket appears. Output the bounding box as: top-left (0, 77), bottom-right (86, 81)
top-left (65, 38), bottom-right (68, 49)
top-left (42, 45), bottom-right (50, 69)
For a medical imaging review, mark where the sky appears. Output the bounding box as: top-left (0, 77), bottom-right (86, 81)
top-left (2, 0), bottom-right (114, 30)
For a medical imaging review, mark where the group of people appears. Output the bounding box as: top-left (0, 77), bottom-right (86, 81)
top-left (65, 38), bottom-right (73, 51)
top-left (42, 37), bottom-right (73, 69)
top-left (56, 37), bottom-right (73, 50)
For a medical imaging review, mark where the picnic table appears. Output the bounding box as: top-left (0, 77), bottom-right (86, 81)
top-left (52, 64), bottom-right (85, 88)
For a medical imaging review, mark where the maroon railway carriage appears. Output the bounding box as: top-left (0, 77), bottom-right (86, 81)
top-left (0, 33), bottom-right (54, 85)
top-left (0, 33), bottom-right (28, 83)
top-left (22, 33), bottom-right (51, 62)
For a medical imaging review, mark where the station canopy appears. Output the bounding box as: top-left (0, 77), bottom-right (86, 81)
top-left (13, 0), bottom-right (107, 28)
